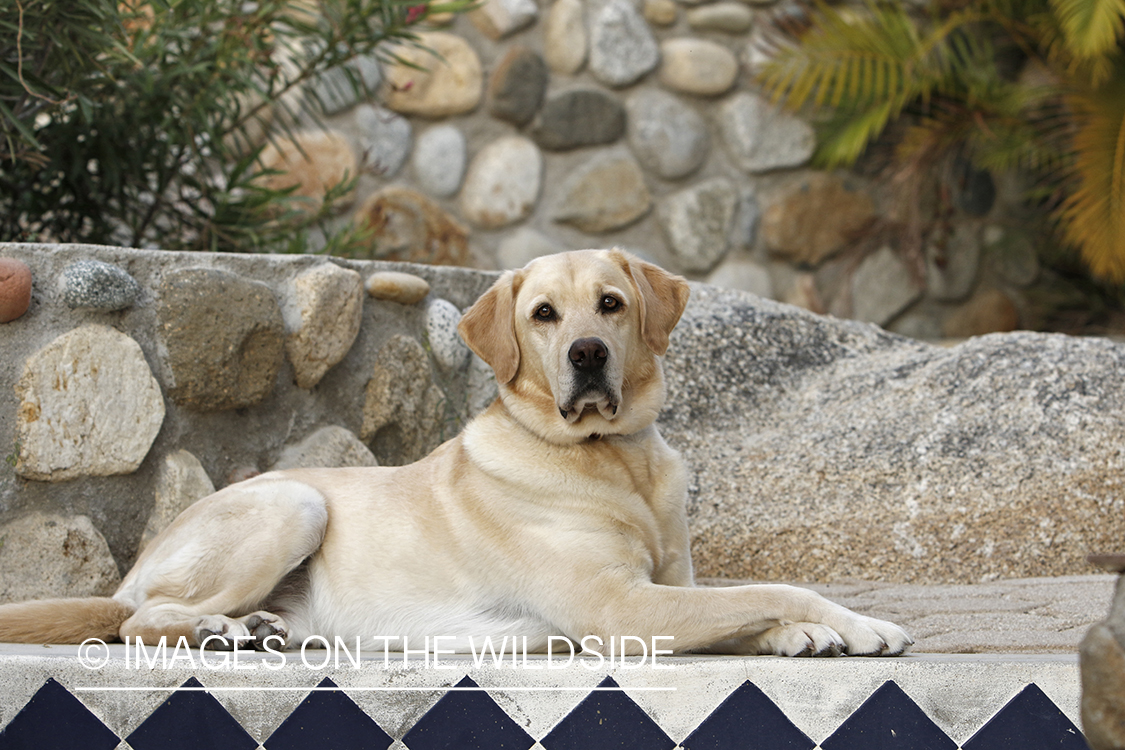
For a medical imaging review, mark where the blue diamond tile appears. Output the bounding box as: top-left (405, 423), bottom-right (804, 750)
top-left (681, 681), bottom-right (814, 750)
top-left (962, 684), bottom-right (1090, 750)
top-left (265, 677), bottom-right (392, 750)
top-left (402, 675), bottom-right (535, 750)
top-left (0, 678), bottom-right (119, 750)
top-left (126, 676), bottom-right (257, 750)
top-left (541, 676), bottom-right (675, 750)
top-left (821, 681), bottom-right (956, 750)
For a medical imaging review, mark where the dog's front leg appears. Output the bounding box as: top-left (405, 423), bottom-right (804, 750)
top-left (553, 578), bottom-right (911, 656)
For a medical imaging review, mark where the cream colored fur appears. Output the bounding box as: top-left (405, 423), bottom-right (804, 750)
top-left (0, 249), bottom-right (911, 656)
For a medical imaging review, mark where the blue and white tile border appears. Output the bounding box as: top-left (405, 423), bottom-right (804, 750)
top-left (0, 645), bottom-right (1089, 749)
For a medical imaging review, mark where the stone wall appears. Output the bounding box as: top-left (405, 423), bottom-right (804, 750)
top-left (2, 243), bottom-right (1122, 599)
top-left (267, 0), bottom-right (1031, 340)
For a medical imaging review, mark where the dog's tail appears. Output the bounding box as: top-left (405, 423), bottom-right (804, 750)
top-left (0, 598), bottom-right (135, 644)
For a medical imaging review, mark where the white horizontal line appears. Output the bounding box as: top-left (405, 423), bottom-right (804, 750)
top-left (74, 686), bottom-right (676, 693)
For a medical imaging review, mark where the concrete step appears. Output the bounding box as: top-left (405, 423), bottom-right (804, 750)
top-left (0, 643), bottom-right (1089, 750)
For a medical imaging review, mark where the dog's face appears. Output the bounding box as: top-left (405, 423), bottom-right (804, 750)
top-left (459, 249), bottom-right (690, 444)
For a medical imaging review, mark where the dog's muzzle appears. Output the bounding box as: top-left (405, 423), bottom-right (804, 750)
top-left (559, 337), bottom-right (619, 422)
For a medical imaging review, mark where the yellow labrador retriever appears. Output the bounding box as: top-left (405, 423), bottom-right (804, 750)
top-left (0, 249), bottom-right (911, 657)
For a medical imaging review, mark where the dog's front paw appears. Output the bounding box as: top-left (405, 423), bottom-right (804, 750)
top-left (241, 611), bottom-right (288, 651)
top-left (833, 614), bottom-right (913, 656)
top-left (746, 622), bottom-right (846, 657)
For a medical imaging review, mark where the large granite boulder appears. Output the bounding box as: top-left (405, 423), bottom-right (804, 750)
top-left (660, 285), bottom-right (1125, 584)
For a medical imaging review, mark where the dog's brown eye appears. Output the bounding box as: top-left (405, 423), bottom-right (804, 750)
top-left (534, 304), bottom-right (555, 321)
top-left (601, 295), bottom-right (621, 312)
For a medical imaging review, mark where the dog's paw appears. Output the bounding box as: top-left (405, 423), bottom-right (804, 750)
top-left (240, 611), bottom-right (288, 651)
top-left (746, 622), bottom-right (846, 657)
top-left (831, 614), bottom-right (913, 656)
top-left (193, 615), bottom-right (250, 650)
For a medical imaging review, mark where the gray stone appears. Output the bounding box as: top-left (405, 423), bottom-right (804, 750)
top-left (459, 136), bottom-right (543, 228)
top-left (685, 2), bottom-right (752, 31)
top-left (660, 286), bottom-right (1125, 582)
top-left (467, 353), bottom-right (500, 418)
top-left (706, 257), bottom-right (773, 298)
top-left (487, 47), bottom-right (549, 126)
top-left (731, 189), bottom-right (761, 249)
top-left (530, 89), bottom-right (626, 151)
top-left (306, 54), bottom-right (383, 115)
top-left (987, 227), bottom-right (1040, 287)
top-left (361, 335), bottom-right (446, 466)
top-left (282, 263), bottom-right (364, 389)
top-left (497, 228), bottom-right (566, 269)
top-left (412, 125), bottom-right (467, 198)
top-left (272, 425), bottom-right (378, 471)
top-left (719, 92), bottom-right (816, 173)
top-left (0, 513), bottom-right (120, 604)
top-left (365, 271), bottom-right (431, 305)
top-left (139, 449), bottom-right (215, 553)
top-left (60, 260), bottom-right (141, 311)
top-left (851, 245), bottom-right (923, 326)
top-left (551, 150), bottom-right (652, 233)
top-left (469, 0), bottom-right (539, 39)
top-left (626, 89), bottom-right (710, 180)
top-left (588, 0), bottom-right (661, 88)
top-left (544, 0), bottom-right (588, 74)
top-left (355, 104), bottom-right (412, 178)
top-left (925, 223), bottom-right (981, 302)
top-left (158, 268), bottom-right (286, 412)
top-left (426, 298), bottom-right (471, 372)
top-left (658, 178), bottom-right (739, 273)
top-left (659, 38), bottom-right (739, 96)
top-left (16, 325), bottom-right (165, 481)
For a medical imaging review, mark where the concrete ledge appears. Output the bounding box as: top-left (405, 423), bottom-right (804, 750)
top-left (0, 644), bottom-right (1088, 749)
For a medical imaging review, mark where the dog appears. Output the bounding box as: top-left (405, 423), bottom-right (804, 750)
top-left (0, 249), bottom-right (911, 657)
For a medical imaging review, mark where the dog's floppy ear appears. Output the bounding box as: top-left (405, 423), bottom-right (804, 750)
top-left (458, 270), bottom-right (521, 384)
top-left (616, 250), bottom-right (690, 356)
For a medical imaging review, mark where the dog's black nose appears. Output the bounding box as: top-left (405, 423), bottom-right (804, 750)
top-left (569, 337), bottom-right (608, 372)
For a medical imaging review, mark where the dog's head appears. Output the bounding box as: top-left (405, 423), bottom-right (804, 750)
top-left (459, 249), bottom-right (689, 444)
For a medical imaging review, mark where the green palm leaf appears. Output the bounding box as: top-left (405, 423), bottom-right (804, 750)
top-left (1049, 0), bottom-right (1125, 59)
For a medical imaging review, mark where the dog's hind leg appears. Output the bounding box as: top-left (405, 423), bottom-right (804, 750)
top-left (116, 474), bottom-right (327, 649)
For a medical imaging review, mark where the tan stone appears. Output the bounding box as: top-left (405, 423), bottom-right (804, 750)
top-left (644, 0), bottom-right (678, 25)
top-left (942, 288), bottom-right (1020, 338)
top-left (685, 2), bottom-right (752, 32)
top-left (272, 425), bottom-right (378, 471)
top-left (365, 271), bottom-right (431, 305)
top-left (382, 32), bottom-right (482, 117)
top-left (354, 186), bottom-right (471, 265)
top-left (362, 335), bottom-right (445, 466)
top-left (545, 0), bottom-right (587, 73)
top-left (761, 173), bottom-right (876, 265)
top-left (16, 326), bottom-right (165, 481)
top-left (1081, 621), bottom-right (1125, 750)
top-left (139, 450), bottom-right (215, 554)
top-left (0, 513), bottom-right (120, 604)
top-left (256, 130), bottom-right (357, 215)
top-left (469, 0), bottom-right (537, 39)
top-left (658, 38), bottom-right (739, 96)
top-left (283, 263), bottom-right (364, 389)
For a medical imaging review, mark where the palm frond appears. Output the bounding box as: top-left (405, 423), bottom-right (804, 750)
top-left (1057, 68), bottom-right (1125, 280)
top-left (1049, 0), bottom-right (1125, 60)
